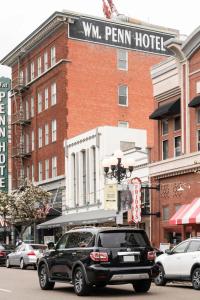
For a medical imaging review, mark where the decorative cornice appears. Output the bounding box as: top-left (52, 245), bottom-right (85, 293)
top-left (155, 86), bottom-right (181, 102)
top-left (67, 134), bottom-right (97, 148)
top-left (1, 12), bottom-right (74, 67)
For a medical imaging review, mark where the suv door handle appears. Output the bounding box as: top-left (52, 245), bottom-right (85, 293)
top-left (72, 252), bottom-right (77, 256)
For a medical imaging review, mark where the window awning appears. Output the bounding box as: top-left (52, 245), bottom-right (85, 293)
top-left (169, 198), bottom-right (200, 225)
top-left (188, 96), bottom-right (200, 108)
top-left (149, 99), bottom-right (180, 120)
top-left (37, 209), bottom-right (117, 229)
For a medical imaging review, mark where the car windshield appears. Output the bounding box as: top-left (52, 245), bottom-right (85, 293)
top-left (98, 231), bottom-right (150, 248)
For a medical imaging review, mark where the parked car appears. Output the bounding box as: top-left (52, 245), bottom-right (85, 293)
top-left (0, 244), bottom-right (15, 266)
top-left (155, 237), bottom-right (200, 290)
top-left (6, 243), bottom-right (47, 269)
top-left (37, 227), bottom-right (159, 296)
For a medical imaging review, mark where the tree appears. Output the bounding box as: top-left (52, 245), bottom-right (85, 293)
top-left (4, 181), bottom-right (51, 240)
top-left (0, 192), bottom-right (13, 242)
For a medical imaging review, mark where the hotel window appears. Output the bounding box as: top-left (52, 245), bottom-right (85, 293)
top-left (51, 119), bottom-right (57, 142)
top-left (174, 116), bottom-right (181, 131)
top-left (51, 82), bottom-right (57, 105)
top-left (31, 130), bottom-right (34, 151)
top-left (44, 51), bottom-right (48, 71)
top-left (19, 70), bottom-right (24, 84)
top-left (196, 81), bottom-right (200, 94)
top-left (30, 96), bottom-right (34, 117)
top-left (52, 156), bottom-right (57, 177)
top-left (141, 183), bottom-right (150, 214)
top-left (50, 46), bottom-right (56, 66)
top-left (197, 108), bottom-right (200, 124)
top-left (162, 119), bottom-right (168, 135)
top-left (118, 85), bottom-right (128, 106)
top-left (26, 134), bottom-right (29, 153)
top-left (37, 92), bottom-right (42, 113)
top-left (197, 130), bottom-right (200, 151)
top-left (45, 123), bottom-right (49, 145)
top-left (162, 140), bottom-right (168, 160)
top-left (25, 67), bottom-right (29, 84)
top-left (25, 99), bottom-right (29, 120)
top-left (82, 150), bottom-right (86, 205)
top-left (38, 127), bottom-right (43, 148)
top-left (38, 161), bottom-right (42, 181)
top-left (163, 206), bottom-right (169, 221)
top-left (118, 121), bottom-right (129, 128)
top-left (45, 159), bottom-right (49, 180)
top-left (44, 87), bottom-right (48, 109)
top-left (37, 56), bottom-right (42, 76)
top-left (30, 62), bottom-right (35, 81)
top-left (117, 49), bottom-right (128, 70)
top-left (174, 136), bottom-right (181, 157)
top-left (32, 164), bottom-right (34, 181)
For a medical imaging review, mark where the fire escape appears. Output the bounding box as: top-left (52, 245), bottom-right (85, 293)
top-left (11, 63), bottom-right (31, 188)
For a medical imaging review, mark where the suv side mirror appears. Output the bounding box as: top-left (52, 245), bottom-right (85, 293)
top-left (47, 242), bottom-right (55, 250)
top-left (165, 249), bottom-right (172, 255)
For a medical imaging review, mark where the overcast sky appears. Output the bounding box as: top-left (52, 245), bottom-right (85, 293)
top-left (1, 0), bottom-right (200, 77)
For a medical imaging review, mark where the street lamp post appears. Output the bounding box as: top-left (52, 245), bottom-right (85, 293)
top-left (102, 150), bottom-right (135, 184)
top-left (102, 150), bottom-right (135, 215)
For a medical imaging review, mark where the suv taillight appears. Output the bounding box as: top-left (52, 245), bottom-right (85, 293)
top-left (147, 251), bottom-right (156, 261)
top-left (0, 251), bottom-right (5, 257)
top-left (90, 251), bottom-right (109, 262)
top-left (27, 251), bottom-right (36, 256)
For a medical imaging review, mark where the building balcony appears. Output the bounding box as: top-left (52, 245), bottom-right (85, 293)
top-left (11, 77), bottom-right (29, 93)
top-left (12, 146), bottom-right (31, 158)
top-left (12, 111), bottom-right (31, 125)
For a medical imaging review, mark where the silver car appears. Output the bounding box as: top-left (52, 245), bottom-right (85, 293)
top-left (6, 243), bottom-right (47, 269)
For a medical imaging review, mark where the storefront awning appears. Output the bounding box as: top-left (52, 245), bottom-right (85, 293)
top-left (188, 96), bottom-right (200, 108)
top-left (149, 99), bottom-right (180, 120)
top-left (37, 209), bottom-right (117, 229)
top-left (169, 198), bottom-right (200, 225)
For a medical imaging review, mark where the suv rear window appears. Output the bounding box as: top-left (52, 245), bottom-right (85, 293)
top-left (98, 231), bottom-right (150, 248)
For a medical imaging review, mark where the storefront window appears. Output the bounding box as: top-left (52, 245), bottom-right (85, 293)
top-left (162, 119), bottom-right (168, 135)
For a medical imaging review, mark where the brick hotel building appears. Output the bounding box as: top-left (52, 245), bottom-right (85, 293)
top-left (0, 11), bottom-right (177, 235)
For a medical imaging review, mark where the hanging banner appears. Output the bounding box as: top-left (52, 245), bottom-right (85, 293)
top-left (104, 183), bottom-right (118, 210)
top-left (0, 77), bottom-right (10, 192)
top-left (129, 177), bottom-right (142, 223)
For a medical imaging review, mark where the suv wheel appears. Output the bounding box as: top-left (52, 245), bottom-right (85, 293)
top-left (39, 264), bottom-right (55, 290)
top-left (192, 267), bottom-right (200, 290)
top-left (73, 267), bottom-right (89, 296)
top-left (154, 265), bottom-right (167, 286)
top-left (20, 259), bottom-right (26, 270)
top-left (133, 279), bottom-right (151, 293)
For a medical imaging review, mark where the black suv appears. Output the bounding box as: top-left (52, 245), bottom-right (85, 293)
top-left (37, 227), bottom-right (159, 296)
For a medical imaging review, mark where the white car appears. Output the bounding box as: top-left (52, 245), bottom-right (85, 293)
top-left (6, 243), bottom-right (47, 269)
top-left (155, 237), bottom-right (200, 290)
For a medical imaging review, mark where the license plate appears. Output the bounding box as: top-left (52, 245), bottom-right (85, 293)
top-left (123, 255), bottom-right (135, 262)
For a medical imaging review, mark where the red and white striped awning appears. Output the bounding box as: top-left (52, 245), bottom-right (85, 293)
top-left (169, 198), bottom-right (200, 225)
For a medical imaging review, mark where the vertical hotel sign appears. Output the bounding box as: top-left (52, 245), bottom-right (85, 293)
top-left (0, 77), bottom-right (10, 192)
top-left (128, 178), bottom-right (142, 224)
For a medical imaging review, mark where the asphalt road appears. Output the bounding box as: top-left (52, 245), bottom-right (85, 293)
top-left (0, 266), bottom-right (200, 300)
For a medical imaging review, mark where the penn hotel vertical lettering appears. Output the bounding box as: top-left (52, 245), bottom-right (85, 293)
top-left (0, 77), bottom-right (10, 192)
